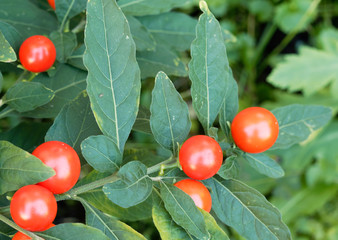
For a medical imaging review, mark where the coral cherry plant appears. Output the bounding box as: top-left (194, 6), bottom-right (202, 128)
top-left (0, 0), bottom-right (333, 240)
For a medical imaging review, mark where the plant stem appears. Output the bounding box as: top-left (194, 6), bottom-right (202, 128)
top-left (147, 157), bottom-right (174, 175)
top-left (0, 108), bottom-right (14, 119)
top-left (56, 157), bottom-right (176, 201)
top-left (56, 173), bottom-right (118, 201)
top-left (253, 23), bottom-right (277, 66)
top-left (0, 214), bottom-right (43, 240)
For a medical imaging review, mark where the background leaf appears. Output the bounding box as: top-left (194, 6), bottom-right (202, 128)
top-left (4, 82), bottom-right (54, 112)
top-left (275, 184), bottom-right (338, 224)
top-left (38, 223), bottom-right (109, 240)
top-left (49, 31), bottom-right (77, 63)
top-left (81, 200), bottom-right (146, 240)
top-left (138, 12), bottom-right (197, 51)
top-left (244, 153), bottom-right (284, 178)
top-left (268, 47), bottom-right (338, 96)
top-left (21, 64), bottom-right (87, 118)
top-left (0, 0), bottom-right (57, 38)
top-left (160, 181), bottom-right (209, 240)
top-left (81, 135), bottom-right (122, 173)
top-left (45, 91), bottom-right (101, 156)
top-left (132, 106), bottom-right (152, 134)
top-left (0, 141), bottom-right (55, 194)
top-left (119, 0), bottom-right (193, 16)
top-left (274, 0), bottom-right (317, 33)
top-left (126, 15), bottom-right (156, 51)
top-left (150, 71), bottom-right (191, 153)
top-left (55, 0), bottom-right (87, 23)
top-left (137, 44), bottom-right (187, 79)
top-left (205, 177), bottom-right (291, 240)
top-left (271, 104), bottom-right (332, 149)
top-left (0, 122), bottom-right (51, 152)
top-left (0, 31), bottom-right (16, 63)
top-left (189, 2), bottom-right (230, 131)
top-left (103, 161), bottom-right (152, 208)
top-left (84, 0), bottom-right (141, 151)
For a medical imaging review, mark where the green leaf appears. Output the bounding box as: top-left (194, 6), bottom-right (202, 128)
top-left (126, 15), bottom-right (156, 51)
top-left (84, 0), bottom-right (141, 151)
top-left (217, 155), bottom-right (239, 179)
top-left (49, 31), bottom-right (77, 63)
top-left (276, 184), bottom-right (338, 224)
top-left (78, 170), bottom-right (152, 221)
top-left (0, 141), bottom-right (55, 194)
top-left (81, 135), bottom-right (122, 173)
top-left (160, 181), bottom-right (209, 240)
top-left (67, 45), bottom-right (86, 71)
top-left (21, 64), bottom-right (87, 118)
top-left (0, 122), bottom-right (51, 152)
top-left (200, 209), bottom-right (230, 240)
top-left (45, 91), bottom-right (101, 155)
top-left (0, 0), bottom-right (57, 38)
top-left (0, 71), bottom-right (3, 92)
top-left (318, 27), bottom-right (338, 54)
top-left (132, 106), bottom-right (152, 134)
top-left (150, 71), bottom-right (191, 153)
top-left (152, 193), bottom-right (197, 240)
top-left (80, 188), bottom-right (153, 221)
top-left (268, 47), bottom-right (338, 96)
top-left (205, 177), bottom-right (291, 240)
top-left (55, 0), bottom-right (87, 23)
top-left (38, 223), bottom-right (109, 240)
top-left (0, 220), bottom-right (12, 240)
top-left (244, 153), bottom-right (284, 178)
top-left (271, 104), bottom-right (332, 149)
top-left (138, 12), bottom-right (197, 51)
top-left (137, 44), bottom-right (187, 79)
top-left (103, 161), bottom-right (152, 208)
top-left (0, 31), bottom-right (16, 63)
top-left (274, 0), bottom-right (317, 33)
top-left (0, 21), bottom-right (23, 52)
top-left (219, 70), bottom-right (238, 136)
top-left (82, 200), bottom-right (146, 240)
top-left (189, 1), bottom-right (231, 131)
top-left (119, 0), bottom-right (193, 16)
top-left (3, 82), bottom-right (54, 112)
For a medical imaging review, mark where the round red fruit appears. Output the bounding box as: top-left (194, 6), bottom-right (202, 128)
top-left (179, 135), bottom-right (223, 180)
top-left (174, 179), bottom-right (212, 212)
top-left (231, 107), bottom-right (279, 153)
top-left (47, 0), bottom-right (55, 10)
top-left (19, 35), bottom-right (56, 73)
top-left (32, 141), bottom-right (81, 194)
top-left (10, 185), bottom-right (57, 232)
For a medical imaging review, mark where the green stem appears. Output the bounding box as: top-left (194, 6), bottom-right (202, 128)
top-left (72, 19), bottom-right (86, 34)
top-left (56, 173), bottom-right (119, 201)
top-left (253, 23), bottom-right (277, 66)
top-left (0, 214), bottom-right (43, 240)
top-left (0, 108), bottom-right (14, 119)
top-left (26, 72), bottom-right (38, 82)
top-left (56, 158), bottom-right (176, 201)
top-left (147, 157), bottom-right (175, 175)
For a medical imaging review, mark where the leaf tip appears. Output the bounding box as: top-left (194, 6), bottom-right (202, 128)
top-left (199, 1), bottom-right (209, 13)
